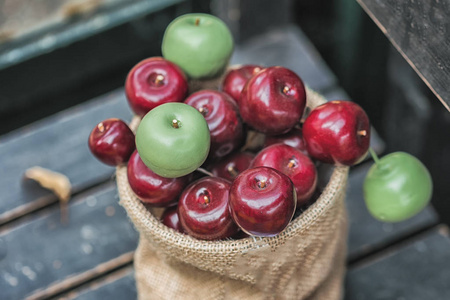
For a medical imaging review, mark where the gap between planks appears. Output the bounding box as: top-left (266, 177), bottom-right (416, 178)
top-left (28, 224), bottom-right (444, 299)
top-left (25, 251), bottom-right (134, 300)
top-left (0, 173), bottom-right (115, 231)
top-left (60, 265), bottom-right (135, 300)
top-left (348, 223), bottom-right (444, 270)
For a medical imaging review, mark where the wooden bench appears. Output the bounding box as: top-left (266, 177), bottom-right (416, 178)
top-left (0, 25), bottom-right (446, 300)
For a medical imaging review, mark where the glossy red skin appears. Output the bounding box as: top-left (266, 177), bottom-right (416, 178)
top-left (88, 118), bottom-right (135, 166)
top-left (210, 151), bottom-right (254, 181)
top-left (239, 66), bottom-right (306, 135)
top-left (251, 144), bottom-right (317, 205)
top-left (127, 150), bottom-right (188, 207)
top-left (229, 167), bottom-right (297, 237)
top-left (264, 127), bottom-right (308, 155)
top-left (125, 57), bottom-right (188, 117)
top-left (161, 206), bottom-right (184, 233)
top-left (178, 177), bottom-right (239, 240)
top-left (221, 65), bottom-right (263, 103)
top-left (184, 90), bottom-right (244, 159)
top-left (303, 100), bottom-right (371, 166)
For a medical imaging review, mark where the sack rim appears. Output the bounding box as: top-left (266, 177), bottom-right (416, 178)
top-left (117, 86), bottom-right (350, 252)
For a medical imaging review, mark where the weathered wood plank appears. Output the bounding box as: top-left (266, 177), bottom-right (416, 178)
top-left (357, 0), bottom-right (450, 111)
top-left (0, 183), bottom-right (138, 300)
top-left (0, 89), bottom-right (132, 225)
top-left (231, 25), bottom-right (337, 92)
top-left (346, 162), bottom-right (439, 261)
top-left (346, 226), bottom-right (450, 299)
top-left (63, 267), bottom-right (136, 300)
top-left (0, 0), bottom-right (186, 69)
top-left (50, 159), bottom-right (440, 299)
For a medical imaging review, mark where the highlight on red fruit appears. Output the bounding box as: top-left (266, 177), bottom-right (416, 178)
top-left (264, 127), bottom-right (308, 156)
top-left (302, 100), bottom-right (371, 166)
top-left (88, 118), bottom-right (135, 166)
top-left (127, 150), bottom-right (188, 207)
top-left (177, 177), bottom-right (239, 240)
top-left (239, 66), bottom-right (306, 135)
top-left (184, 90), bottom-right (244, 159)
top-left (221, 64), bottom-right (263, 103)
top-left (125, 57), bottom-right (188, 117)
top-left (229, 166), bottom-right (297, 237)
top-left (210, 151), bottom-right (255, 181)
top-left (161, 206), bottom-right (184, 233)
top-left (251, 143), bottom-right (317, 206)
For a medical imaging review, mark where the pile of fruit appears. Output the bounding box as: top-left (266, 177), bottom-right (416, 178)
top-left (88, 13), bottom-right (433, 241)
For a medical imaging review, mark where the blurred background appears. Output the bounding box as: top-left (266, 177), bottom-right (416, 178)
top-left (0, 0), bottom-right (448, 223)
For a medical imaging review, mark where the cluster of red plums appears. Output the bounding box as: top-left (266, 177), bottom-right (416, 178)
top-left (88, 57), bottom-right (371, 240)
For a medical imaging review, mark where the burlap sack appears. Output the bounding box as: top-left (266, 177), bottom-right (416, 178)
top-left (117, 87), bottom-right (349, 300)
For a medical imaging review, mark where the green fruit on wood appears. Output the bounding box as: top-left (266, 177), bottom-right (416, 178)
top-left (136, 103), bottom-right (210, 178)
top-left (363, 151), bottom-right (432, 222)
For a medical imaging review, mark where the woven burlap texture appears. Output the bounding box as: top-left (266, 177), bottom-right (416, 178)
top-left (117, 87), bottom-right (349, 300)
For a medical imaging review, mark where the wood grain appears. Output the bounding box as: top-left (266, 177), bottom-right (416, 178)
top-left (0, 183), bottom-right (138, 300)
top-left (357, 0), bottom-right (450, 111)
top-left (346, 226), bottom-right (450, 299)
top-left (62, 267), bottom-right (136, 300)
top-left (0, 89), bottom-right (132, 225)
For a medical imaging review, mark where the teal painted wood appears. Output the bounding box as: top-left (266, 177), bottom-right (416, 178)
top-left (0, 89), bottom-right (132, 225)
top-left (346, 227), bottom-right (450, 299)
top-left (0, 183), bottom-right (138, 300)
top-left (65, 268), bottom-right (136, 300)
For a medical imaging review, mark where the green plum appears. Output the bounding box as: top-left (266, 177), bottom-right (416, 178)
top-left (161, 13), bottom-right (234, 79)
top-left (363, 151), bottom-right (433, 222)
top-left (136, 103), bottom-right (210, 178)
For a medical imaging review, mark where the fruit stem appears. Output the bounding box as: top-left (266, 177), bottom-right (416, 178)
top-left (257, 179), bottom-right (267, 189)
top-left (227, 166), bottom-right (239, 178)
top-left (369, 147), bottom-right (381, 165)
top-left (195, 18), bottom-right (200, 26)
top-left (358, 130), bottom-right (368, 137)
top-left (203, 195), bottom-right (210, 205)
top-left (155, 74), bottom-right (164, 85)
top-left (198, 107), bottom-right (208, 116)
top-left (282, 86), bottom-right (290, 95)
top-left (97, 122), bottom-right (105, 132)
top-left (287, 158), bottom-right (296, 169)
top-left (172, 119), bottom-right (180, 129)
top-left (196, 167), bottom-right (214, 177)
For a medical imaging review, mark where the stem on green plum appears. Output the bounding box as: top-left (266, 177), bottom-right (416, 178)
top-left (369, 147), bottom-right (381, 166)
top-left (195, 18), bottom-right (200, 26)
top-left (197, 167), bottom-right (214, 177)
top-left (172, 119), bottom-right (180, 128)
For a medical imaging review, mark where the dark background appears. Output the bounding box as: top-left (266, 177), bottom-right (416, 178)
top-left (0, 0), bottom-right (448, 224)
